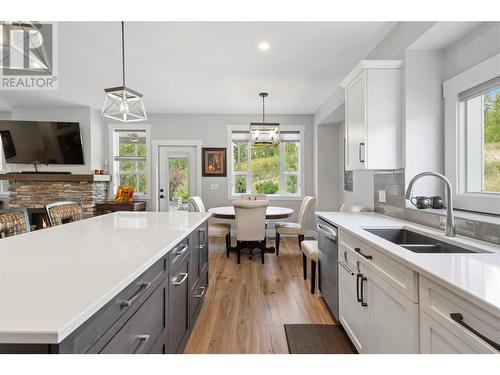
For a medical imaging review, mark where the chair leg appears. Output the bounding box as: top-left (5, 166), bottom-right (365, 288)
top-left (310, 260), bottom-right (316, 294)
top-left (275, 232), bottom-right (280, 256)
top-left (298, 234), bottom-right (304, 249)
top-left (302, 253), bottom-right (307, 280)
top-left (318, 260), bottom-right (322, 293)
top-left (237, 241), bottom-right (241, 264)
top-left (260, 240), bottom-right (265, 264)
top-left (225, 233), bottom-right (231, 258)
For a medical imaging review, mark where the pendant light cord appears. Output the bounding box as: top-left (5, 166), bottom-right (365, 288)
top-left (262, 94), bottom-right (265, 123)
top-left (121, 21), bottom-right (125, 87)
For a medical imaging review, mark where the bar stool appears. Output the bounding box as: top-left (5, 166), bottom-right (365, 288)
top-left (301, 240), bottom-right (319, 294)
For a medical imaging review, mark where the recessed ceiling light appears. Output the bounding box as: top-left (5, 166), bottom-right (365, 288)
top-left (258, 41), bottom-right (270, 51)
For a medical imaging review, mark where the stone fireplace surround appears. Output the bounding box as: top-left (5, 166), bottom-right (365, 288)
top-left (1, 174), bottom-right (109, 219)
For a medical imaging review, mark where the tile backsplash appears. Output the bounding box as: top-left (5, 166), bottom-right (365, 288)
top-left (373, 170), bottom-right (500, 245)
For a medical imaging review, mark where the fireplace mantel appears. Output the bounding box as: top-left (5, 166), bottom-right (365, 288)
top-left (0, 173), bottom-right (110, 182)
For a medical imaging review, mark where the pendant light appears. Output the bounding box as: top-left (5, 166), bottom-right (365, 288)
top-left (102, 22), bottom-right (146, 122)
top-left (250, 92), bottom-right (280, 145)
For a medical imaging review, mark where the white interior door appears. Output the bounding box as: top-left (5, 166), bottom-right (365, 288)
top-left (158, 146), bottom-right (197, 212)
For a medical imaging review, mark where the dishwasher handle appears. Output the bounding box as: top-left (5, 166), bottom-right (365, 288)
top-left (317, 223), bottom-right (337, 241)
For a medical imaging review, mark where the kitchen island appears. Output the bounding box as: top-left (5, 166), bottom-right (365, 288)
top-left (0, 211), bottom-right (211, 354)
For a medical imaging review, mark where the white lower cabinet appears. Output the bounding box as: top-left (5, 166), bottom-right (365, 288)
top-left (338, 243), bottom-right (418, 353)
top-left (420, 312), bottom-right (475, 354)
top-left (364, 266), bottom-right (419, 353)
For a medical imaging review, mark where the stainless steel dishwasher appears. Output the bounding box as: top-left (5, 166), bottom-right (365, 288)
top-left (317, 217), bottom-right (339, 320)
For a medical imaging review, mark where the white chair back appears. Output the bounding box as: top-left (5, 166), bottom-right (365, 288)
top-left (340, 203), bottom-right (371, 213)
top-left (188, 196), bottom-right (206, 213)
top-left (241, 194), bottom-right (267, 201)
top-left (298, 196), bottom-right (316, 228)
top-left (233, 200), bottom-right (268, 242)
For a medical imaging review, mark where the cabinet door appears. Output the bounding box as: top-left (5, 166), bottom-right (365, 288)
top-left (345, 71), bottom-right (366, 170)
top-left (167, 256), bottom-right (190, 354)
top-left (199, 224), bottom-right (208, 275)
top-left (338, 255), bottom-right (366, 353)
top-left (420, 312), bottom-right (475, 354)
top-left (363, 267), bottom-right (418, 353)
top-left (189, 230), bottom-right (200, 291)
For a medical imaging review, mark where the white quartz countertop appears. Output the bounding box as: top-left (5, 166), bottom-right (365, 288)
top-left (316, 212), bottom-right (500, 317)
top-left (0, 211), bottom-right (211, 344)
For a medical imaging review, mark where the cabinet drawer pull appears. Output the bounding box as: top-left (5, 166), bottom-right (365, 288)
top-left (354, 247), bottom-right (373, 260)
top-left (172, 272), bottom-right (188, 286)
top-left (450, 313), bottom-right (500, 351)
top-left (133, 334), bottom-right (150, 354)
top-left (117, 281), bottom-right (151, 308)
top-left (360, 276), bottom-right (368, 307)
top-left (356, 273), bottom-right (362, 302)
top-left (338, 260), bottom-right (354, 275)
top-left (194, 286), bottom-right (206, 298)
top-left (174, 244), bottom-right (189, 256)
top-left (359, 142), bottom-right (365, 163)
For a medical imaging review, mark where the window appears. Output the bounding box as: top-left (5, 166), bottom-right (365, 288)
top-left (228, 125), bottom-right (303, 198)
top-left (460, 84), bottom-right (500, 194)
top-left (109, 125), bottom-right (150, 198)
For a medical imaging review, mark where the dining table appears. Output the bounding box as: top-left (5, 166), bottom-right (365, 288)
top-left (208, 206), bottom-right (294, 220)
top-left (207, 205), bottom-right (294, 254)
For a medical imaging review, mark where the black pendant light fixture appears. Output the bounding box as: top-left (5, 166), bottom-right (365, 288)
top-left (102, 21), bottom-right (146, 122)
top-left (250, 92), bottom-right (280, 145)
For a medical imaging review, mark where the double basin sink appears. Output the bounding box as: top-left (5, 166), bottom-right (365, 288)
top-left (364, 228), bottom-right (489, 254)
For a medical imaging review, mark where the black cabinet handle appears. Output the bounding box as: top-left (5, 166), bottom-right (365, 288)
top-left (360, 276), bottom-right (368, 307)
top-left (450, 313), bottom-right (500, 351)
top-left (356, 273), bottom-right (362, 302)
top-left (359, 142), bottom-right (365, 163)
top-left (354, 247), bottom-right (373, 260)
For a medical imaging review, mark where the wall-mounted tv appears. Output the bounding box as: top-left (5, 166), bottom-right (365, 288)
top-left (0, 120), bottom-right (84, 165)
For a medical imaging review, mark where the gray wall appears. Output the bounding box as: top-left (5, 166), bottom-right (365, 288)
top-left (128, 113), bottom-right (315, 229)
top-left (317, 123), bottom-right (340, 211)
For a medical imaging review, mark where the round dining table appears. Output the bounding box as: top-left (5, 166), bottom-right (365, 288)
top-left (208, 206), bottom-right (293, 220)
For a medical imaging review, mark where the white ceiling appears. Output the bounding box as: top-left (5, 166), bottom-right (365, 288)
top-left (0, 22), bottom-right (396, 114)
top-left (409, 22), bottom-right (484, 50)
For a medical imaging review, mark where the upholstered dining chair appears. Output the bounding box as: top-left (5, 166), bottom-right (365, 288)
top-left (188, 196), bottom-right (232, 257)
top-left (233, 199), bottom-right (269, 264)
top-left (274, 196), bottom-right (316, 256)
top-left (241, 194), bottom-right (267, 201)
top-left (0, 208), bottom-right (30, 238)
top-left (45, 201), bottom-right (84, 227)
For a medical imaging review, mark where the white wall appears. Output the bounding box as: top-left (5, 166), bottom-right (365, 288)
top-left (403, 49), bottom-right (445, 197)
top-left (122, 113), bottom-right (315, 227)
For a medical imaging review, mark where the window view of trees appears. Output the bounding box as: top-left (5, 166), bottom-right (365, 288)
top-left (484, 88), bottom-right (500, 192)
top-left (232, 139), bottom-right (299, 195)
top-left (117, 140), bottom-right (147, 194)
top-left (168, 158), bottom-right (189, 206)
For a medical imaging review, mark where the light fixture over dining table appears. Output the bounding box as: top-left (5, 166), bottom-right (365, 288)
top-left (102, 21), bottom-right (147, 122)
top-left (250, 92), bottom-right (280, 145)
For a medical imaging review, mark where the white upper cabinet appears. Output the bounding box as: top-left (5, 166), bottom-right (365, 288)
top-left (341, 60), bottom-right (402, 170)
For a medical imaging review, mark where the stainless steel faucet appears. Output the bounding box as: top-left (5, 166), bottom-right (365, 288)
top-left (404, 172), bottom-right (456, 237)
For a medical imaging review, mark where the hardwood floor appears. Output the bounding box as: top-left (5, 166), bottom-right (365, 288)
top-left (184, 236), bottom-right (335, 354)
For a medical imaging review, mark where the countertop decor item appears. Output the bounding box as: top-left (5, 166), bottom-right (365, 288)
top-left (102, 22), bottom-right (147, 122)
top-left (202, 147), bottom-right (226, 177)
top-left (410, 196), bottom-right (431, 209)
top-left (250, 92), bottom-right (280, 145)
top-left (430, 195), bottom-right (444, 209)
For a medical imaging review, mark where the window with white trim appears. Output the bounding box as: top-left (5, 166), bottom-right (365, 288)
top-left (110, 126), bottom-right (150, 198)
top-left (229, 126), bottom-right (303, 198)
top-left (458, 78), bottom-right (500, 195)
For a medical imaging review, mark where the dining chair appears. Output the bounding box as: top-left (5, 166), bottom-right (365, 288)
top-left (340, 202), bottom-right (371, 212)
top-left (233, 199), bottom-right (269, 264)
top-left (274, 196), bottom-right (316, 256)
top-left (45, 201), bottom-right (84, 227)
top-left (241, 194), bottom-right (267, 201)
top-left (0, 208), bottom-right (30, 238)
top-left (301, 240), bottom-right (319, 294)
top-left (188, 196), bottom-right (232, 257)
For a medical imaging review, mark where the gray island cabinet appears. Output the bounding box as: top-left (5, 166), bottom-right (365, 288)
top-left (0, 212), bottom-right (210, 354)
